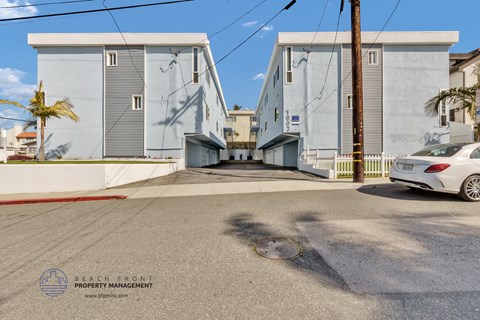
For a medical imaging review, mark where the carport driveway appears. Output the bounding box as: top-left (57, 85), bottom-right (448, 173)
top-left (119, 163), bottom-right (325, 188)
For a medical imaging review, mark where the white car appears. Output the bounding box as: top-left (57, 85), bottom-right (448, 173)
top-left (389, 143), bottom-right (480, 201)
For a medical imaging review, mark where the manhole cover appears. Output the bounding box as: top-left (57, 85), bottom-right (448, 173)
top-left (254, 238), bottom-right (302, 260)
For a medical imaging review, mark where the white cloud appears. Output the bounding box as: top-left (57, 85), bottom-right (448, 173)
top-left (0, 0), bottom-right (38, 19)
top-left (256, 25), bottom-right (274, 39)
top-left (0, 68), bottom-right (36, 101)
top-left (242, 20), bottom-right (258, 27)
top-left (252, 73), bottom-right (266, 80)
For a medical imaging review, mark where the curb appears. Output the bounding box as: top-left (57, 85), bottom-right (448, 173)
top-left (0, 195), bottom-right (128, 206)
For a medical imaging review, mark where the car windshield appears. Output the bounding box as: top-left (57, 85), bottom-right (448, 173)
top-left (411, 144), bottom-right (463, 157)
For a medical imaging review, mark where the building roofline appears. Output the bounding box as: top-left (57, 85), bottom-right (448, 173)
top-left (450, 48), bottom-right (480, 72)
top-left (28, 33), bottom-right (209, 47)
top-left (277, 31), bottom-right (459, 46)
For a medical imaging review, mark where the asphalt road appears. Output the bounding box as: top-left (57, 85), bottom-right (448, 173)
top-left (1, 180), bottom-right (479, 320)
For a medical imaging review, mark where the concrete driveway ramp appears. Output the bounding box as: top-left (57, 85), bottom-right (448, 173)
top-left (297, 217), bottom-right (480, 294)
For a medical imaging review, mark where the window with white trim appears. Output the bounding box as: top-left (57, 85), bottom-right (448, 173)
top-left (193, 47), bottom-right (199, 84)
top-left (346, 94), bottom-right (353, 110)
top-left (265, 121), bottom-right (268, 132)
top-left (439, 99), bottom-right (448, 127)
top-left (265, 93), bottom-right (268, 107)
top-left (206, 103), bottom-right (210, 121)
top-left (368, 50), bottom-right (378, 65)
top-left (132, 95), bottom-right (142, 110)
top-left (274, 107), bottom-right (279, 122)
top-left (285, 47), bottom-right (293, 83)
top-left (106, 51), bottom-right (117, 66)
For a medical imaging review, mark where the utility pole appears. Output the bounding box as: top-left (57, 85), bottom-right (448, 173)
top-left (350, 0), bottom-right (364, 182)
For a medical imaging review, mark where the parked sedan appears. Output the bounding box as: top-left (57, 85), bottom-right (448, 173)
top-left (389, 143), bottom-right (480, 201)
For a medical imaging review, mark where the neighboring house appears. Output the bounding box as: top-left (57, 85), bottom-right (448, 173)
top-left (5, 125), bottom-right (23, 149)
top-left (28, 33), bottom-right (228, 167)
top-left (15, 132), bottom-right (37, 155)
top-left (222, 109), bottom-right (260, 160)
top-left (225, 110), bottom-right (257, 149)
top-left (255, 31), bottom-right (458, 169)
top-left (449, 48), bottom-right (480, 125)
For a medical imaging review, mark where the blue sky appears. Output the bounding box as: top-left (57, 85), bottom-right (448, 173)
top-left (0, 0), bottom-right (479, 129)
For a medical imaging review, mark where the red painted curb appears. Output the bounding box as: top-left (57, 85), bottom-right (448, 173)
top-left (0, 195), bottom-right (128, 206)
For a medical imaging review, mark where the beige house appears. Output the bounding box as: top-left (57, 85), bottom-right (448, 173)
top-left (225, 110), bottom-right (257, 150)
top-left (16, 132), bottom-right (37, 155)
top-left (449, 48), bottom-right (480, 125)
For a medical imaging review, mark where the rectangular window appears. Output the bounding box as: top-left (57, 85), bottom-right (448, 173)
top-left (440, 100), bottom-right (448, 127)
top-left (265, 121), bottom-right (268, 132)
top-left (216, 121), bottom-right (219, 132)
top-left (273, 65), bottom-right (279, 88)
top-left (193, 47), bottom-right (199, 84)
top-left (106, 51), bottom-right (117, 66)
top-left (132, 95), bottom-right (142, 110)
top-left (449, 108), bottom-right (456, 122)
top-left (206, 103), bottom-right (210, 121)
top-left (368, 50), bottom-right (378, 65)
top-left (346, 94), bottom-right (353, 110)
top-left (265, 93), bottom-right (268, 107)
top-left (285, 47), bottom-right (293, 83)
top-left (274, 107), bottom-right (279, 122)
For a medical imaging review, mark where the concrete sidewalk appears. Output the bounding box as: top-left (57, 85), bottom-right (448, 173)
top-left (0, 178), bottom-right (391, 203)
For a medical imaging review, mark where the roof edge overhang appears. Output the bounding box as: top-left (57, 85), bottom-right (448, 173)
top-left (28, 33), bottom-right (210, 47)
top-left (277, 31), bottom-right (459, 46)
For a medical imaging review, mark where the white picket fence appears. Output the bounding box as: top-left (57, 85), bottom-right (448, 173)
top-left (302, 147), bottom-right (400, 178)
top-left (334, 152), bottom-right (398, 178)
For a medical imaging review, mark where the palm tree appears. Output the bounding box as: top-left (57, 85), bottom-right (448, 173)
top-left (425, 82), bottom-right (480, 141)
top-left (0, 81), bottom-right (79, 161)
top-left (233, 104), bottom-right (242, 111)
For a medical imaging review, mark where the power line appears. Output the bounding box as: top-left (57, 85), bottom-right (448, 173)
top-left (175, 0), bottom-right (268, 54)
top-left (0, 116), bottom-right (28, 122)
top-left (0, 0), bottom-right (193, 22)
top-left (0, 0), bottom-right (94, 9)
top-left (292, 0), bottom-right (402, 131)
top-left (169, 0), bottom-right (297, 98)
top-left (295, 5), bottom-right (343, 116)
top-left (102, 0), bottom-right (145, 83)
top-left (307, 0), bottom-right (330, 50)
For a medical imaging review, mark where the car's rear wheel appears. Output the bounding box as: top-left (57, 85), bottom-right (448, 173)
top-left (460, 175), bottom-right (480, 202)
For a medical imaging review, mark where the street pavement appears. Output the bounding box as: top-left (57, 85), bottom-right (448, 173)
top-left (0, 164), bottom-right (479, 319)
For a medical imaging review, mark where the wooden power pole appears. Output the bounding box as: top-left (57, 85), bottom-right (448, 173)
top-left (350, 0), bottom-right (365, 182)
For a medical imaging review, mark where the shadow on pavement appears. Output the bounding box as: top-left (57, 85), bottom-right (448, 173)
top-left (357, 183), bottom-right (462, 202)
top-left (223, 212), bottom-right (350, 292)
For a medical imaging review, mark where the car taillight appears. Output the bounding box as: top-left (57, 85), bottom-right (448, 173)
top-left (424, 163), bottom-right (451, 173)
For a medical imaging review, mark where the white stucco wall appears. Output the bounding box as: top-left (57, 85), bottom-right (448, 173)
top-left (0, 161), bottom-right (185, 195)
top-left (383, 45), bottom-right (451, 155)
top-left (37, 47), bottom-right (104, 159)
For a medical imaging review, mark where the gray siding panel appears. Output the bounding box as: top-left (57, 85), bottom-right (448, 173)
top-left (342, 45), bottom-right (383, 154)
top-left (105, 45), bottom-right (145, 157)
